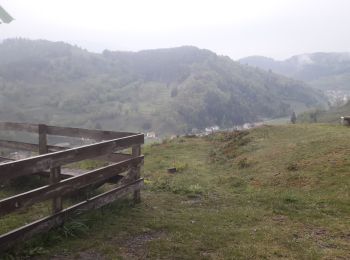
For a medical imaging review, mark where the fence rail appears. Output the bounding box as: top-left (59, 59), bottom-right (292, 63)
top-left (0, 122), bottom-right (144, 251)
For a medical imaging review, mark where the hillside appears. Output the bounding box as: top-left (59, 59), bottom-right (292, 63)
top-left (1, 124), bottom-right (349, 259)
top-left (0, 39), bottom-right (325, 135)
top-left (239, 53), bottom-right (350, 104)
top-left (298, 100), bottom-right (350, 124)
top-left (240, 53), bottom-right (350, 81)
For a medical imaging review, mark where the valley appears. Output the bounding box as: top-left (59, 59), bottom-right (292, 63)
top-left (0, 39), bottom-right (326, 136)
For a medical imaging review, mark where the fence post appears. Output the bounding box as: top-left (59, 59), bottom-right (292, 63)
top-left (39, 124), bottom-right (62, 213)
top-left (38, 124), bottom-right (48, 154)
top-left (50, 166), bottom-right (62, 213)
top-left (132, 144), bottom-right (141, 203)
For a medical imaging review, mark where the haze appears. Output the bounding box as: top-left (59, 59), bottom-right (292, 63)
top-left (1, 0), bottom-right (350, 59)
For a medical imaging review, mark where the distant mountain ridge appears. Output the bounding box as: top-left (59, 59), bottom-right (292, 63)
top-left (239, 52), bottom-right (350, 92)
top-left (0, 39), bottom-right (326, 134)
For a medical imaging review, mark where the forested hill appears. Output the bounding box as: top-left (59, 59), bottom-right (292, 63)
top-left (0, 39), bottom-right (325, 134)
top-left (239, 53), bottom-right (350, 92)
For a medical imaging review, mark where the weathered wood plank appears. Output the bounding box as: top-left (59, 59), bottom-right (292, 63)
top-left (0, 156), bottom-right (143, 216)
top-left (38, 124), bottom-right (48, 154)
top-left (0, 156), bottom-right (13, 162)
top-left (34, 170), bottom-right (80, 179)
top-left (0, 139), bottom-right (67, 152)
top-left (35, 169), bottom-right (124, 182)
top-left (0, 139), bottom-right (38, 151)
top-left (0, 122), bottom-right (38, 133)
top-left (132, 145), bottom-right (142, 203)
top-left (46, 125), bottom-right (135, 141)
top-left (96, 152), bottom-right (134, 163)
top-left (0, 122), bottom-right (139, 141)
top-left (0, 122), bottom-right (137, 141)
top-left (0, 179), bottom-right (143, 252)
top-left (0, 134), bottom-right (144, 182)
top-left (60, 168), bottom-right (85, 177)
top-left (50, 167), bottom-right (62, 214)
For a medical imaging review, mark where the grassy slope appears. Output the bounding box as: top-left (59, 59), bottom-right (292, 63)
top-left (1, 124), bottom-right (350, 259)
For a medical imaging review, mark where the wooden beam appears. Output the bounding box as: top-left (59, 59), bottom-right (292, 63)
top-left (50, 167), bottom-right (62, 214)
top-left (132, 145), bottom-right (142, 203)
top-left (0, 156), bottom-right (143, 216)
top-left (0, 140), bottom-right (67, 152)
top-left (96, 152), bottom-right (134, 163)
top-left (0, 134), bottom-right (144, 182)
top-left (46, 125), bottom-right (135, 141)
top-left (0, 140), bottom-right (38, 151)
top-left (0, 122), bottom-right (138, 141)
top-left (0, 156), bottom-right (13, 162)
top-left (0, 122), bottom-right (38, 133)
top-left (0, 179), bottom-right (143, 252)
top-left (38, 124), bottom-right (48, 154)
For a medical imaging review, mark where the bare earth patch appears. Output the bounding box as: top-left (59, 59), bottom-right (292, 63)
top-left (49, 250), bottom-right (106, 260)
top-left (119, 230), bottom-right (167, 259)
top-left (272, 215), bottom-right (288, 223)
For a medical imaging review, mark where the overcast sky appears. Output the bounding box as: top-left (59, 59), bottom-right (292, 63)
top-left (1, 0), bottom-right (349, 60)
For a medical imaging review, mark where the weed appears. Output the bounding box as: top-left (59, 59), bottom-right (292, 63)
top-left (175, 162), bottom-right (189, 172)
top-left (62, 220), bottom-right (89, 238)
top-left (286, 163), bottom-right (299, 171)
top-left (23, 246), bottom-right (48, 257)
top-left (187, 184), bottom-right (203, 195)
top-left (237, 157), bottom-right (250, 168)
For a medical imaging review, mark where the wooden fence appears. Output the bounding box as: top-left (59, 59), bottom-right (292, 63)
top-left (0, 122), bottom-right (144, 251)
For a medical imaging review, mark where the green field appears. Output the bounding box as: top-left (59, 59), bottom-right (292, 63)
top-left (1, 124), bottom-right (349, 259)
top-left (298, 101), bottom-right (350, 125)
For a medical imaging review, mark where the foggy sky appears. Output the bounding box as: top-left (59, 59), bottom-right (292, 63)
top-left (1, 0), bottom-right (350, 60)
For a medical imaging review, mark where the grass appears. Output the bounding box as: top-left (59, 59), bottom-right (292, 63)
top-left (298, 100), bottom-right (350, 124)
top-left (1, 124), bottom-right (349, 259)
